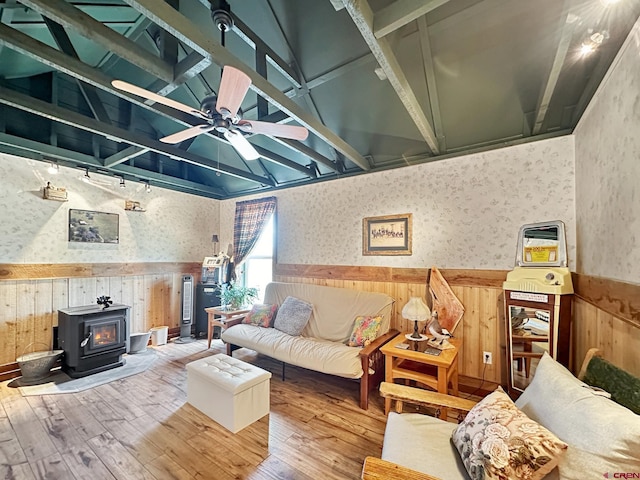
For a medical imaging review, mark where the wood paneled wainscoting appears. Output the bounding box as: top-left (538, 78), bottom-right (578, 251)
top-left (572, 273), bottom-right (640, 378)
top-left (0, 263), bottom-right (200, 378)
top-left (276, 264), bottom-right (640, 386)
top-left (2, 263), bottom-right (638, 385)
top-left (275, 264), bottom-right (509, 388)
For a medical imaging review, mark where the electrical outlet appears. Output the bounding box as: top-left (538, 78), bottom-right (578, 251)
top-left (483, 351), bottom-right (492, 365)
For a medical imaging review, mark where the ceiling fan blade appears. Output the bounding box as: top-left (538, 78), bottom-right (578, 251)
top-left (112, 80), bottom-right (207, 120)
top-left (223, 130), bottom-right (260, 160)
top-left (160, 125), bottom-right (215, 144)
top-left (237, 120), bottom-right (309, 141)
top-left (216, 66), bottom-right (252, 120)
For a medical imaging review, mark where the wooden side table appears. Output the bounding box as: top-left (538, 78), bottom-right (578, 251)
top-left (380, 335), bottom-right (460, 416)
top-left (205, 306), bottom-right (250, 348)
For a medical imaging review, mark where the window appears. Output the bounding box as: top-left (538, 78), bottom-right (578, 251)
top-left (239, 215), bottom-right (274, 302)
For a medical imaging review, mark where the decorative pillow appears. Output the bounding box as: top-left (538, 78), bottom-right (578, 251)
top-left (452, 386), bottom-right (567, 480)
top-left (515, 352), bottom-right (640, 480)
top-left (273, 296), bottom-right (313, 336)
top-left (347, 315), bottom-right (382, 347)
top-left (242, 304), bottom-right (277, 328)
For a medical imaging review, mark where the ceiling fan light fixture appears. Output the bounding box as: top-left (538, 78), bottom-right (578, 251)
top-left (224, 130), bottom-right (260, 160)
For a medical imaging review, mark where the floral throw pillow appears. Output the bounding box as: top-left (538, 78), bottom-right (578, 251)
top-left (347, 315), bottom-right (382, 347)
top-left (242, 304), bottom-right (277, 328)
top-left (451, 386), bottom-right (567, 480)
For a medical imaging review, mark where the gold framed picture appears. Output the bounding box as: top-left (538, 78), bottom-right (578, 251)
top-left (363, 213), bottom-right (412, 256)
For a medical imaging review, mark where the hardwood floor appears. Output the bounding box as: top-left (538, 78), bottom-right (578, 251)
top-left (0, 339), bottom-right (389, 479)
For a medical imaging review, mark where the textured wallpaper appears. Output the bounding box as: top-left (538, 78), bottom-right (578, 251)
top-left (574, 20), bottom-right (640, 284)
top-left (0, 154), bottom-right (219, 263)
top-left (221, 136), bottom-right (576, 270)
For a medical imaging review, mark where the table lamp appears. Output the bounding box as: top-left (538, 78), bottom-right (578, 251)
top-left (402, 296), bottom-right (430, 340)
top-left (211, 234), bottom-right (219, 255)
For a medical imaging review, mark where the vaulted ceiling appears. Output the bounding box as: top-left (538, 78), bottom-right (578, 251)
top-left (0, 0), bottom-right (638, 199)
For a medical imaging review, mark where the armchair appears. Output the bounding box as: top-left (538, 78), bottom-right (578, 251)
top-left (363, 349), bottom-right (640, 480)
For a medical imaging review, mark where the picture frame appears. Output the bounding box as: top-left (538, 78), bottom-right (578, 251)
top-left (363, 213), bottom-right (412, 256)
top-left (69, 209), bottom-right (119, 244)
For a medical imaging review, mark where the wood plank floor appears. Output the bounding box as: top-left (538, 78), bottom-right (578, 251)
top-left (0, 339), bottom-right (389, 479)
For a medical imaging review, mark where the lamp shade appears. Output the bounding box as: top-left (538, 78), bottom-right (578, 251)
top-left (402, 296), bottom-right (430, 321)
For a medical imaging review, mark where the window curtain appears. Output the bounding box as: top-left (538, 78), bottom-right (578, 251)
top-left (232, 196), bottom-right (276, 277)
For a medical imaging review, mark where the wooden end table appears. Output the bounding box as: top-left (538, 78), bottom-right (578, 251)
top-left (380, 334), bottom-right (461, 416)
top-left (205, 306), bottom-right (250, 349)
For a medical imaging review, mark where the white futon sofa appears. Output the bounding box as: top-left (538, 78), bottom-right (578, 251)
top-left (221, 281), bottom-right (396, 409)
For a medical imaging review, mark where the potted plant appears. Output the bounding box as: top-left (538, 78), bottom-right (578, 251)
top-left (220, 283), bottom-right (259, 310)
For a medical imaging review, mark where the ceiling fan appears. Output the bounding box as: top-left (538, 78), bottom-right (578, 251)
top-left (112, 66), bottom-right (309, 161)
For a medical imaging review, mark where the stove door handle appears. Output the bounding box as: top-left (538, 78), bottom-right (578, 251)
top-left (80, 332), bottom-right (92, 348)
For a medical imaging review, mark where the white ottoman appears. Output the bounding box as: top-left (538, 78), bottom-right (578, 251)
top-left (186, 354), bottom-right (271, 433)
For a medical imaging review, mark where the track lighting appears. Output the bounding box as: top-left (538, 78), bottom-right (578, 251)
top-left (119, 178), bottom-right (126, 189)
top-left (47, 162), bottom-right (59, 174)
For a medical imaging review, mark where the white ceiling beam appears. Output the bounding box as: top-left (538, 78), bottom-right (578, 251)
top-left (104, 146), bottom-right (149, 168)
top-left (121, 0), bottom-right (370, 171)
top-left (19, 0), bottom-right (174, 83)
top-left (417, 16), bottom-right (445, 152)
top-left (374, 0), bottom-right (451, 38)
top-left (532, 7), bottom-right (576, 135)
top-left (342, 0), bottom-right (440, 154)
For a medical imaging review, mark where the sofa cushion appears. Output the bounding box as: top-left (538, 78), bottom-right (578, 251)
top-left (221, 324), bottom-right (364, 378)
top-left (263, 282), bottom-right (394, 342)
top-left (515, 353), bottom-right (640, 480)
top-left (242, 303), bottom-right (277, 328)
top-left (347, 315), bottom-right (382, 347)
top-left (382, 412), bottom-right (468, 479)
top-left (452, 386), bottom-right (567, 480)
top-left (273, 296), bottom-right (313, 336)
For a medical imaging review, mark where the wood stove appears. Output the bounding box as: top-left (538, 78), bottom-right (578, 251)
top-left (58, 304), bottom-right (130, 378)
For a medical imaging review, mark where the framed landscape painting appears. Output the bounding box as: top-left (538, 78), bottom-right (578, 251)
top-left (363, 213), bottom-right (412, 256)
top-left (69, 209), bottom-right (119, 243)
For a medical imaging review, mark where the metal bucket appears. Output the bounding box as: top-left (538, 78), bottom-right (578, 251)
top-left (17, 342), bottom-right (63, 383)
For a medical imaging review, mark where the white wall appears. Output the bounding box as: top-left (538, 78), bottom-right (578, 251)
top-left (574, 19), bottom-right (640, 284)
top-left (0, 153), bottom-right (219, 263)
top-left (221, 136), bottom-right (576, 270)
